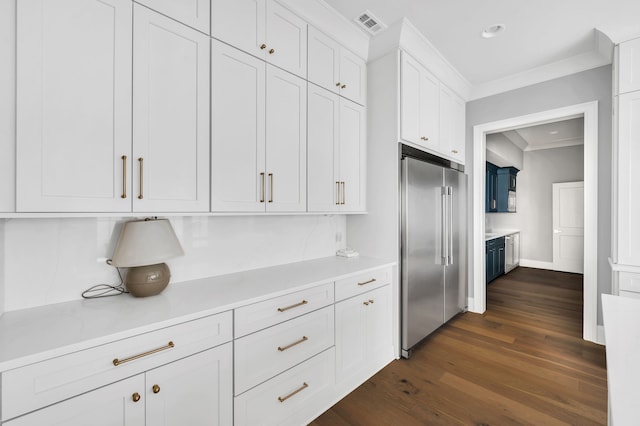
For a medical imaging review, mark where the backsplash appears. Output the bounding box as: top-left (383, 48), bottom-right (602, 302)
top-left (0, 215), bottom-right (346, 312)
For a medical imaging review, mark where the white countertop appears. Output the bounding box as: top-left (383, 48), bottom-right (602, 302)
top-left (485, 229), bottom-right (520, 241)
top-left (0, 256), bottom-right (395, 372)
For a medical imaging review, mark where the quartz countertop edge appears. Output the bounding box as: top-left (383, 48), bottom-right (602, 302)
top-left (0, 256), bottom-right (395, 372)
top-left (485, 229), bottom-right (520, 241)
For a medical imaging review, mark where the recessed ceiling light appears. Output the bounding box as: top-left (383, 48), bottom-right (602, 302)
top-left (549, 130), bottom-right (560, 135)
top-left (481, 24), bottom-right (506, 39)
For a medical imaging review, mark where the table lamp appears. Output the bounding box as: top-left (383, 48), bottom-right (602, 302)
top-left (110, 218), bottom-right (184, 297)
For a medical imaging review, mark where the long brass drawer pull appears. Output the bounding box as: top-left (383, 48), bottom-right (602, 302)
top-left (137, 157), bottom-right (144, 199)
top-left (357, 278), bottom-right (377, 286)
top-left (278, 382), bottom-right (308, 403)
top-left (113, 341), bottom-right (174, 366)
top-left (268, 173), bottom-right (274, 203)
top-left (277, 336), bottom-right (308, 352)
top-left (260, 172), bottom-right (265, 203)
top-left (121, 155), bottom-right (127, 199)
top-left (336, 181), bottom-right (340, 205)
top-left (277, 300), bottom-right (308, 312)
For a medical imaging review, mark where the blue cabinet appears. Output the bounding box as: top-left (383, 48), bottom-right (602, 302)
top-left (485, 162), bottom-right (498, 212)
top-left (497, 167), bottom-right (519, 212)
top-left (486, 237), bottom-right (505, 283)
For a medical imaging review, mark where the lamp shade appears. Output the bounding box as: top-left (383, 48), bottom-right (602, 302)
top-left (111, 219), bottom-right (184, 267)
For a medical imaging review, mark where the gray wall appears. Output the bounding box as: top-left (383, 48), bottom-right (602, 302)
top-left (486, 133), bottom-right (524, 170)
top-left (466, 65), bottom-right (612, 325)
top-left (488, 145), bottom-right (584, 263)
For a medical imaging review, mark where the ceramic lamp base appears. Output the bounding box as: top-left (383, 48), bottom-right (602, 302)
top-left (125, 263), bottom-right (171, 297)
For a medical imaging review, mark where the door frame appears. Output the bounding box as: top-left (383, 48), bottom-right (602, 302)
top-left (471, 101), bottom-right (599, 343)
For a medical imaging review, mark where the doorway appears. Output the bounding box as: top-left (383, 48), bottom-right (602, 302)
top-left (471, 102), bottom-right (599, 343)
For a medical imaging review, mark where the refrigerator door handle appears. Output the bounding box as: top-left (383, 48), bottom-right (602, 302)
top-left (441, 187), bottom-right (448, 265)
top-left (448, 186), bottom-right (454, 265)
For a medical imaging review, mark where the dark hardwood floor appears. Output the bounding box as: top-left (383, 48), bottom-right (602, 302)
top-left (311, 267), bottom-right (607, 425)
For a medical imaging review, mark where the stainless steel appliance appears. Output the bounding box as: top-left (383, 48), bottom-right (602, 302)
top-left (400, 144), bottom-right (467, 359)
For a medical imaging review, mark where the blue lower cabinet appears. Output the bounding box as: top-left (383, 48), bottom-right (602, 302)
top-left (486, 237), bottom-right (505, 284)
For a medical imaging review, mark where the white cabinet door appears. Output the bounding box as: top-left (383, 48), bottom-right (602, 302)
top-left (136, 0), bottom-right (210, 33)
top-left (339, 48), bottom-right (366, 106)
top-left (308, 27), bottom-right (366, 105)
top-left (211, 0), bottom-right (306, 78)
top-left (335, 285), bottom-right (391, 384)
top-left (265, 65), bottom-right (307, 212)
top-left (339, 98), bottom-right (366, 212)
top-left (616, 90), bottom-right (640, 266)
top-left (211, 0), bottom-right (265, 60)
top-left (618, 37), bottom-right (640, 94)
top-left (146, 343), bottom-right (233, 426)
top-left (307, 85), bottom-right (340, 212)
top-left (16, 0), bottom-right (132, 212)
top-left (439, 84), bottom-right (465, 164)
top-left (400, 52), bottom-right (439, 152)
top-left (265, 0), bottom-right (307, 78)
top-left (211, 40), bottom-right (266, 212)
top-left (133, 5), bottom-right (210, 212)
top-left (4, 375), bottom-right (145, 426)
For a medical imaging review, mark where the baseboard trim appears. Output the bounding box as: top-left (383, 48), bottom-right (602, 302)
top-left (519, 259), bottom-right (554, 270)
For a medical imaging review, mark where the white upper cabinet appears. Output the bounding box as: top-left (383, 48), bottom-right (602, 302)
top-left (211, 0), bottom-right (307, 78)
top-left (16, 0), bottom-right (133, 212)
top-left (618, 37), bottom-right (640, 95)
top-left (133, 5), bottom-right (210, 212)
top-left (308, 86), bottom-right (365, 213)
top-left (439, 84), bottom-right (466, 164)
top-left (135, 0), bottom-right (211, 34)
top-left (211, 41), bottom-right (306, 213)
top-left (308, 27), bottom-right (366, 105)
top-left (400, 52), bottom-right (440, 153)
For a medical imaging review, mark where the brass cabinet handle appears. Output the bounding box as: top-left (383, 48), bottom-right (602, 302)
top-left (269, 48), bottom-right (275, 54)
top-left (121, 155), bottom-right (127, 199)
top-left (341, 181), bottom-right (346, 205)
top-left (277, 300), bottom-right (308, 312)
top-left (260, 43), bottom-right (267, 50)
top-left (260, 172), bottom-right (265, 203)
top-left (277, 336), bottom-right (308, 352)
top-left (268, 173), bottom-right (273, 203)
top-left (452, 149), bottom-right (459, 154)
top-left (421, 136), bottom-right (429, 141)
top-left (113, 341), bottom-right (174, 366)
top-left (336, 181), bottom-right (341, 205)
top-left (132, 392), bottom-right (141, 402)
top-left (357, 278), bottom-right (376, 286)
top-left (363, 301), bottom-right (369, 306)
top-left (363, 300), bottom-right (374, 306)
top-left (278, 382), bottom-right (308, 403)
top-left (341, 84), bottom-right (346, 89)
top-left (152, 384), bottom-right (160, 394)
top-left (137, 157), bottom-right (144, 199)
top-left (368, 299), bottom-right (374, 304)
top-left (335, 82), bottom-right (341, 87)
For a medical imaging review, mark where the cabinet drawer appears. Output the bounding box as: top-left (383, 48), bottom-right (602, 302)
top-left (234, 306), bottom-right (334, 395)
top-left (335, 266), bottom-right (391, 302)
top-left (1, 311), bottom-right (232, 421)
top-left (234, 281), bottom-right (334, 338)
top-left (234, 348), bottom-right (335, 426)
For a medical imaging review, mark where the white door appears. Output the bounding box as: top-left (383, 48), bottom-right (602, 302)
top-left (133, 5), bottom-right (210, 212)
top-left (16, 0), bottom-right (132, 212)
top-left (264, 0), bottom-right (307, 78)
top-left (339, 98), bottom-right (366, 212)
top-left (210, 0), bottom-right (266, 60)
top-left (146, 344), bottom-right (233, 426)
top-left (211, 40), bottom-right (266, 212)
top-left (4, 375), bottom-right (145, 426)
top-left (265, 65), bottom-right (307, 212)
top-left (553, 182), bottom-right (584, 273)
top-left (439, 85), bottom-right (465, 164)
top-left (307, 85), bottom-right (340, 212)
top-left (419, 67), bottom-right (440, 152)
top-left (400, 53), bottom-right (422, 145)
top-left (307, 27), bottom-right (340, 94)
top-left (334, 294), bottom-right (367, 385)
top-left (339, 48), bottom-right (366, 105)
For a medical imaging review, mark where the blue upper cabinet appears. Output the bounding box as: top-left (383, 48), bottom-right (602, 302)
top-left (497, 167), bottom-right (519, 212)
top-left (485, 162), bottom-right (498, 212)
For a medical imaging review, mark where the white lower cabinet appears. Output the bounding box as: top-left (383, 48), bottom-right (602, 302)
top-left (4, 344), bottom-right (232, 426)
top-left (335, 284), bottom-right (393, 386)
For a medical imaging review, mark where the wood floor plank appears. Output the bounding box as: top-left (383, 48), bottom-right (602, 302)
top-left (311, 267), bottom-right (607, 425)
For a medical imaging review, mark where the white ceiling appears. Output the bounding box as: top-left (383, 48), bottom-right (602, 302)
top-left (323, 0), bottom-right (640, 93)
top-left (500, 117), bottom-right (585, 151)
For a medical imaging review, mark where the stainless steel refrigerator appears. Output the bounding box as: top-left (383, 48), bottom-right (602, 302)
top-left (400, 144), bottom-right (467, 359)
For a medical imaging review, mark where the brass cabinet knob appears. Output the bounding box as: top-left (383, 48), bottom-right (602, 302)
top-left (152, 384), bottom-right (160, 394)
top-left (363, 301), bottom-right (369, 306)
top-left (341, 84), bottom-right (346, 89)
top-left (452, 149), bottom-right (459, 154)
top-left (260, 44), bottom-right (267, 50)
top-left (369, 299), bottom-right (375, 304)
top-left (269, 48), bottom-right (275, 54)
top-left (335, 82), bottom-right (341, 87)
top-left (420, 136), bottom-right (429, 141)
top-left (132, 392), bottom-right (141, 402)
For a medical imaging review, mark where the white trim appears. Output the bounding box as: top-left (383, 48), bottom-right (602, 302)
top-left (609, 258), bottom-right (640, 273)
top-left (472, 101), bottom-right (599, 344)
top-left (524, 139), bottom-right (584, 152)
top-left (596, 325), bottom-right (605, 345)
top-left (519, 259), bottom-right (554, 270)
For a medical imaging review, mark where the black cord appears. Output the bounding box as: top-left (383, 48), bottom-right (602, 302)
top-left (81, 261), bottom-right (129, 299)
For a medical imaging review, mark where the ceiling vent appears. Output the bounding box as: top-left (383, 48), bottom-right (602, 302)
top-left (354, 10), bottom-right (387, 35)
